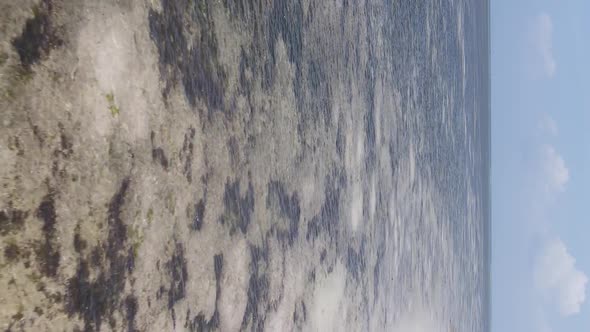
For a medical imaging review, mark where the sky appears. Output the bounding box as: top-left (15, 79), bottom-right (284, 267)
top-left (492, 0), bottom-right (590, 331)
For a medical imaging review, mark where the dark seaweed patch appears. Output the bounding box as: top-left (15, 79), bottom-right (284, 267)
top-left (345, 245), bottom-right (366, 280)
top-left (148, 0), bottom-right (226, 111)
top-left (150, 131), bottom-right (169, 171)
top-left (266, 181), bottom-right (300, 225)
top-left (267, 0), bottom-right (334, 130)
top-left (306, 173), bottom-right (341, 243)
top-left (185, 254), bottom-right (223, 332)
top-left (236, 45), bottom-right (258, 112)
top-left (219, 179), bottom-right (255, 235)
top-left (66, 178), bottom-right (135, 332)
top-left (0, 207), bottom-right (28, 235)
top-left (167, 241), bottom-right (188, 310)
top-left (305, 60), bottom-right (332, 125)
top-left (388, 139), bottom-right (400, 177)
top-left (214, 253), bottom-right (223, 286)
top-left (30, 121), bottom-right (45, 147)
top-left (125, 295), bottom-right (138, 332)
top-left (152, 148), bottom-right (169, 171)
top-left (183, 36), bottom-right (226, 111)
top-left (156, 285), bottom-right (165, 300)
top-left (222, 0), bottom-right (258, 20)
top-left (9, 310), bottom-right (24, 331)
top-left (8, 135), bottom-right (25, 156)
top-left (4, 242), bottom-right (20, 262)
top-left (149, 131), bottom-right (167, 171)
top-left (241, 244), bottom-right (270, 331)
top-left (266, 181), bottom-right (300, 246)
top-left (335, 118), bottom-right (345, 159)
top-left (301, 301), bottom-right (307, 320)
top-left (363, 52), bottom-right (377, 169)
top-left (35, 192), bottom-right (60, 277)
top-left (34, 306), bottom-right (44, 316)
top-left (238, 47), bottom-right (253, 93)
top-left (67, 261), bottom-right (108, 332)
top-left (58, 123), bottom-right (73, 158)
top-left (211, 254), bottom-right (224, 327)
top-left (229, 0), bottom-right (305, 95)
top-left (11, 1), bottom-right (61, 70)
top-left (180, 127), bottom-right (196, 183)
top-left (187, 311), bottom-right (219, 332)
top-left (90, 246), bottom-right (102, 267)
top-left (191, 199), bottom-right (205, 231)
top-left (73, 233), bottom-right (87, 253)
top-left (106, 179), bottom-right (130, 262)
top-left (292, 300), bottom-right (307, 328)
top-left (268, 0), bottom-right (308, 119)
top-left (73, 225), bottom-right (87, 253)
top-left (308, 269), bottom-right (316, 282)
top-left (268, 1), bottom-right (304, 74)
top-left (228, 136), bottom-right (239, 169)
top-left (320, 248), bottom-right (327, 263)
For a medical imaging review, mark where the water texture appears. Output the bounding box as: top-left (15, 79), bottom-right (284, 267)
top-left (0, 0), bottom-right (489, 331)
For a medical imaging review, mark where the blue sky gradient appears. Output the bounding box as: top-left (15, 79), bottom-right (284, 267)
top-left (492, 0), bottom-right (589, 331)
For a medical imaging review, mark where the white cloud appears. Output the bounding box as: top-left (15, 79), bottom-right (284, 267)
top-left (534, 238), bottom-right (588, 316)
top-left (538, 114), bottom-right (558, 137)
top-left (534, 308), bottom-right (554, 332)
top-left (530, 13), bottom-right (556, 78)
top-left (541, 145), bottom-right (569, 193)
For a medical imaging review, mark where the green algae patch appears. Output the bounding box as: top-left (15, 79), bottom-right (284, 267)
top-left (105, 92), bottom-right (120, 116)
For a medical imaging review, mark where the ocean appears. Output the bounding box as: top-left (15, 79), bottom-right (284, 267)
top-left (0, 0), bottom-right (489, 331)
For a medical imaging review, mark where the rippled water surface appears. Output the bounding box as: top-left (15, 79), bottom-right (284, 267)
top-left (0, 0), bottom-right (489, 331)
